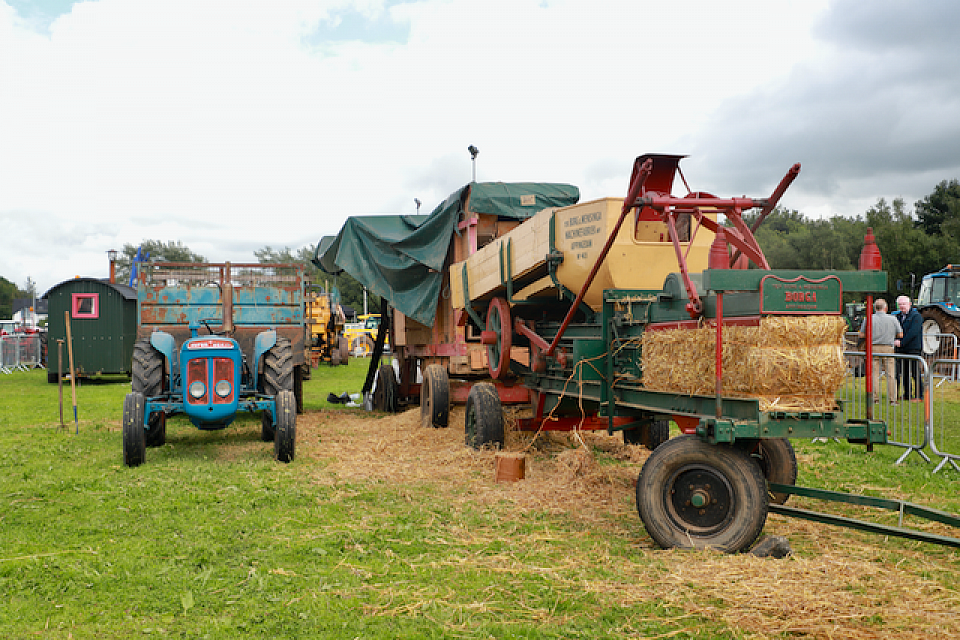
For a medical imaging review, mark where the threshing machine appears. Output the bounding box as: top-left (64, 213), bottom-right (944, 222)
top-left (122, 262), bottom-right (305, 466)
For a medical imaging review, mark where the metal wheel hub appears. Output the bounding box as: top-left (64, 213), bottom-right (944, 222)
top-left (667, 465), bottom-right (734, 534)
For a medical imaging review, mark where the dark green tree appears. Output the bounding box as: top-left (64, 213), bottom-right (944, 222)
top-left (254, 245), bottom-right (380, 318)
top-left (915, 179), bottom-right (960, 237)
top-left (116, 240), bottom-right (207, 285)
top-left (0, 276), bottom-right (24, 319)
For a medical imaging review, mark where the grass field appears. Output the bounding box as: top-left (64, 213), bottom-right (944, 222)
top-left (1, 359), bottom-right (959, 639)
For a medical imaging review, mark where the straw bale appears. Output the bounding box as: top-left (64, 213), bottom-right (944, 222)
top-left (642, 315), bottom-right (847, 411)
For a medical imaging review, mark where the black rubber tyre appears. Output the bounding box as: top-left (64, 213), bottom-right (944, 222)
top-left (47, 370), bottom-right (59, 384)
top-left (261, 337), bottom-right (294, 396)
top-left (261, 410), bottom-right (275, 442)
top-left (735, 438), bottom-right (798, 505)
top-left (274, 390), bottom-right (297, 463)
top-left (132, 339), bottom-right (165, 397)
top-left (623, 419), bottom-right (670, 451)
top-left (339, 336), bottom-right (350, 363)
top-left (420, 364), bottom-right (450, 429)
top-left (145, 411), bottom-right (166, 448)
top-left (294, 364), bottom-right (304, 414)
top-left (465, 383), bottom-right (504, 450)
top-left (351, 335), bottom-right (374, 357)
top-left (373, 364), bottom-right (399, 413)
top-left (636, 435), bottom-right (768, 552)
top-left (122, 392), bottom-right (146, 467)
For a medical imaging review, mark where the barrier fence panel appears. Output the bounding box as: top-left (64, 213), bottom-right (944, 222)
top-left (840, 350), bottom-right (930, 465)
top-left (929, 358), bottom-right (960, 474)
top-left (0, 334), bottom-right (44, 373)
top-left (925, 333), bottom-right (959, 383)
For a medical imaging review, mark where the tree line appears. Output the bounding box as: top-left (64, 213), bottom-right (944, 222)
top-left (4, 179), bottom-right (958, 320)
top-left (748, 178), bottom-right (960, 301)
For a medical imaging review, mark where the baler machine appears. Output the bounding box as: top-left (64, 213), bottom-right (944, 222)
top-left (448, 154), bottom-right (954, 552)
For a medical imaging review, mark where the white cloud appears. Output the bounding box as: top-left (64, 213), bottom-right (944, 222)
top-left (2, 0), bottom-right (957, 296)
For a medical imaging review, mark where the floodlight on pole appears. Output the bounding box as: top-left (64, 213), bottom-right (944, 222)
top-left (415, 198), bottom-right (422, 214)
top-left (107, 249), bottom-right (118, 284)
top-left (468, 145), bottom-right (479, 182)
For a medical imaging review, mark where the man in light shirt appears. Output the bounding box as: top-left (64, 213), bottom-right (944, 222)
top-left (859, 298), bottom-right (903, 404)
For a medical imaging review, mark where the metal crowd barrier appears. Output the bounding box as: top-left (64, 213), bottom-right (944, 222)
top-left (928, 358), bottom-right (960, 474)
top-left (924, 332), bottom-right (959, 383)
top-left (0, 334), bottom-right (44, 373)
top-left (839, 350), bottom-right (930, 465)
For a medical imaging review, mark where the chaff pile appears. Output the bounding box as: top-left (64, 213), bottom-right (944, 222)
top-left (641, 315), bottom-right (847, 411)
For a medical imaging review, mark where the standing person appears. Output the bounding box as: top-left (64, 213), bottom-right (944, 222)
top-left (859, 298), bottom-right (903, 404)
top-left (894, 295), bottom-right (924, 402)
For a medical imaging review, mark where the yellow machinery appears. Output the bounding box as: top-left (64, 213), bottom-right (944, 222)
top-left (343, 313), bottom-right (388, 357)
top-left (305, 286), bottom-right (347, 366)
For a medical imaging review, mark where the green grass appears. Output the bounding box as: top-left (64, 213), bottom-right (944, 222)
top-left (1, 361), bottom-right (960, 638)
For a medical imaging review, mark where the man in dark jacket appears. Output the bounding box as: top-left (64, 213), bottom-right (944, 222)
top-left (894, 295), bottom-right (924, 402)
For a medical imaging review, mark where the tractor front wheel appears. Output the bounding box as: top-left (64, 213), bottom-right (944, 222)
top-left (274, 390), bottom-right (296, 463)
top-left (145, 411), bottom-right (166, 448)
top-left (420, 364), bottom-right (450, 428)
top-left (261, 410), bottom-right (275, 442)
top-left (122, 392), bottom-right (146, 467)
top-left (465, 383), bottom-right (504, 450)
top-left (636, 435), bottom-right (768, 552)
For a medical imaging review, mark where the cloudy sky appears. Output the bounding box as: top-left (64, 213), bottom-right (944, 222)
top-left (2, 0), bottom-right (958, 297)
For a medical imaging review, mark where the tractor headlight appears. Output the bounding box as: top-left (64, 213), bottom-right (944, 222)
top-left (189, 380), bottom-right (206, 399)
top-left (215, 380), bottom-right (232, 398)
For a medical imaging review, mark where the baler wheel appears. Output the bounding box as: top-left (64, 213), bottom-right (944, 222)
top-left (122, 392), bottom-right (146, 468)
top-left (274, 390), bottom-right (297, 463)
top-left (735, 438), bottom-right (797, 505)
top-left (636, 435), bottom-right (768, 553)
top-left (623, 419), bottom-right (670, 451)
top-left (373, 364), bottom-right (399, 413)
top-left (485, 297), bottom-right (513, 380)
top-left (420, 364), bottom-right (450, 429)
top-left (465, 383), bottom-right (504, 450)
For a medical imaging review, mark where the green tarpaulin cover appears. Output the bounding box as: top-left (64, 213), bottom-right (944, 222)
top-left (313, 182), bottom-right (579, 326)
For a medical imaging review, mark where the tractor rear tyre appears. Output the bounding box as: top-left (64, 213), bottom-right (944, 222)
top-left (920, 307), bottom-right (960, 356)
top-left (735, 438), bottom-right (797, 505)
top-left (132, 339), bottom-right (165, 397)
top-left (373, 364), bottom-right (399, 413)
top-left (261, 337), bottom-right (294, 396)
top-left (465, 383), bottom-right (504, 450)
top-left (420, 364), bottom-right (450, 429)
top-left (274, 390), bottom-right (297, 463)
top-left (623, 419), bottom-right (670, 451)
top-left (122, 392), bottom-right (146, 467)
top-left (636, 435), bottom-right (768, 552)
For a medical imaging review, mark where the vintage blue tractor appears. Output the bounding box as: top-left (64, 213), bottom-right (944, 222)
top-left (122, 262), bottom-right (303, 467)
top-left (916, 264), bottom-right (960, 355)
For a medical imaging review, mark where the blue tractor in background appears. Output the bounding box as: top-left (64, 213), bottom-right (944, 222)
top-left (122, 262), bottom-right (304, 467)
top-left (916, 265), bottom-right (960, 356)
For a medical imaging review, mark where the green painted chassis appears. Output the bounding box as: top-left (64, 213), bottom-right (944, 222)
top-left (519, 269), bottom-right (889, 447)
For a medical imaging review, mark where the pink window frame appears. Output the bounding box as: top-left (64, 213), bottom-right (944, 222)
top-left (71, 293), bottom-right (100, 319)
